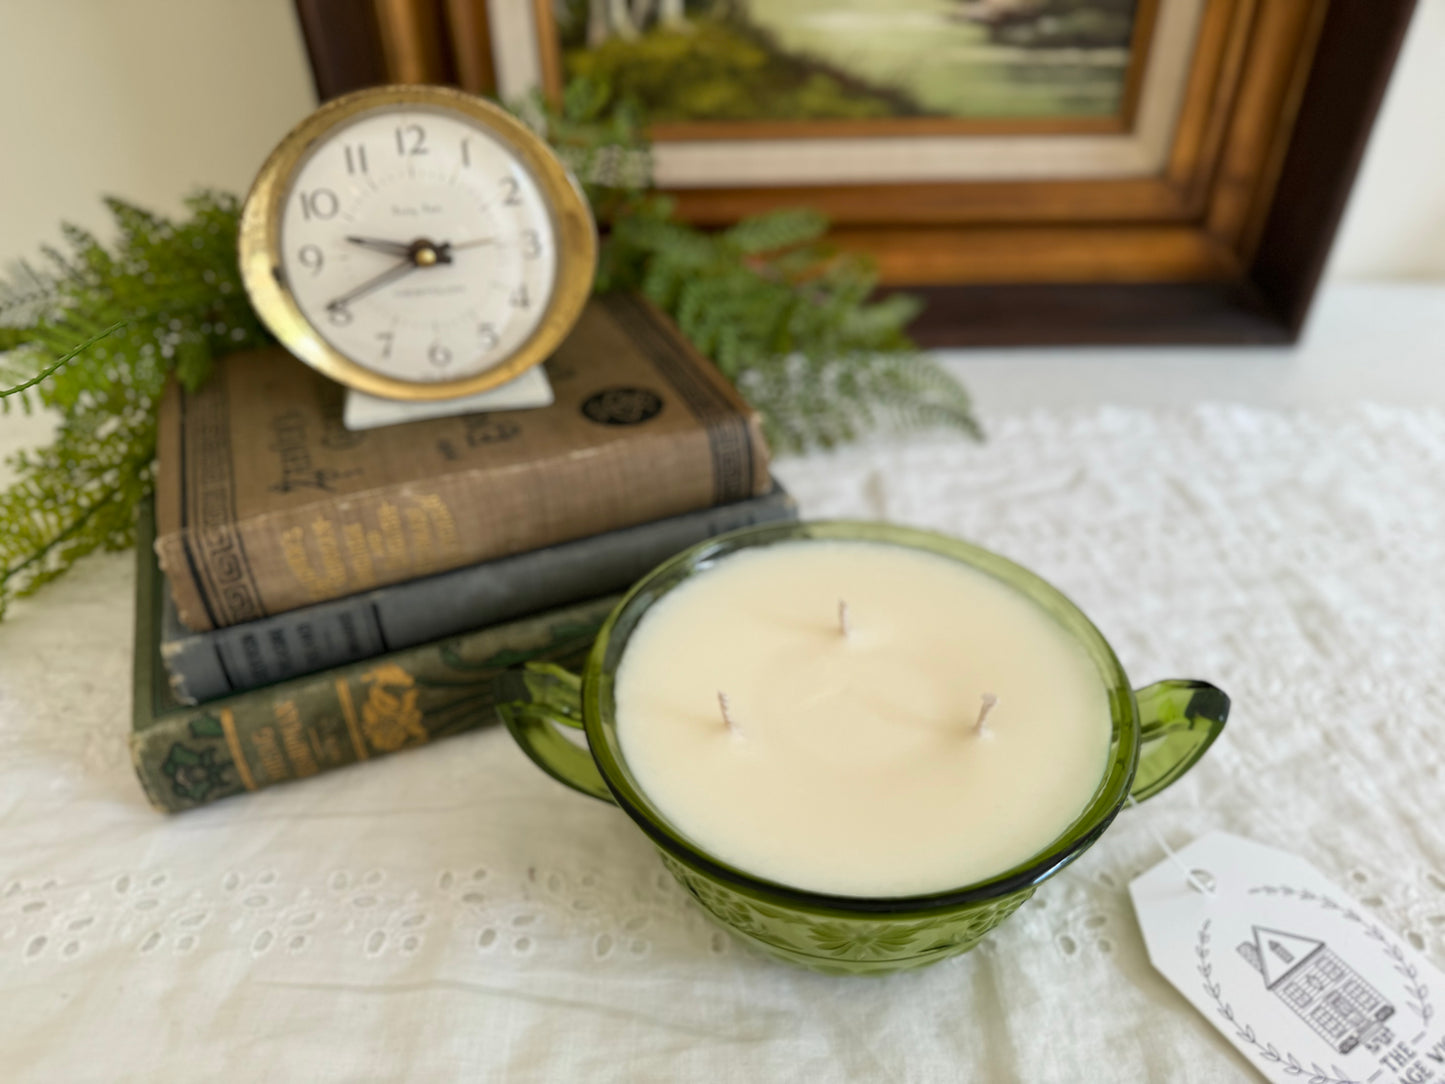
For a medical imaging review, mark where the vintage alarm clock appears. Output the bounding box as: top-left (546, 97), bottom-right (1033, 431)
top-left (239, 84), bottom-right (596, 408)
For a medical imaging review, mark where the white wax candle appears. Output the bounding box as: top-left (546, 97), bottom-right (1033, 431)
top-left (615, 540), bottom-right (1112, 897)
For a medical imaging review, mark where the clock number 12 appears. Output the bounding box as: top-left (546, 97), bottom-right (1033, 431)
top-left (395, 124), bottom-right (427, 156)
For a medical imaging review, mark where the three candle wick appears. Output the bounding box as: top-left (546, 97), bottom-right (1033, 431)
top-left (715, 599), bottom-right (1000, 739)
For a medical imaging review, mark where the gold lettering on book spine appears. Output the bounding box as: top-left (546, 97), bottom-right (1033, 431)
top-left (274, 700), bottom-right (318, 777)
top-left (377, 502), bottom-right (407, 572)
top-left (404, 505), bottom-right (435, 569)
top-left (415, 493), bottom-right (459, 555)
top-left (342, 522), bottom-right (376, 589)
top-left (359, 663), bottom-right (427, 752)
top-left (310, 517), bottom-right (349, 592)
top-left (251, 725), bottom-right (289, 782)
top-left (218, 708), bottom-right (258, 790)
top-left (335, 679), bottom-right (369, 761)
top-left (279, 522), bottom-right (351, 600)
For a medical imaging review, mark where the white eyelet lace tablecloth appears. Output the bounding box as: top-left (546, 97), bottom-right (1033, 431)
top-left (2, 404), bottom-right (1444, 1082)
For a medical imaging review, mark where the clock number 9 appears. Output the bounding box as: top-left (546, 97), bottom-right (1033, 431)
top-left (297, 244), bottom-right (324, 275)
top-left (429, 342), bottom-right (452, 368)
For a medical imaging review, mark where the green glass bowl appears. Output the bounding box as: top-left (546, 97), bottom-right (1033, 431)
top-left (498, 521), bottom-right (1228, 975)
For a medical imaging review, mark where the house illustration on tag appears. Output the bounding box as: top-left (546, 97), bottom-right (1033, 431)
top-left (1237, 926), bottom-right (1395, 1054)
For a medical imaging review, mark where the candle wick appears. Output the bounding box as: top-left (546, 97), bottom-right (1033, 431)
top-left (717, 691), bottom-right (743, 737)
top-left (838, 599), bottom-right (851, 639)
top-left (973, 693), bottom-right (999, 736)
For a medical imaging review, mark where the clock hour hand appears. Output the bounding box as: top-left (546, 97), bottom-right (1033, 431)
top-left (345, 235), bottom-right (412, 255)
top-left (324, 259), bottom-right (420, 312)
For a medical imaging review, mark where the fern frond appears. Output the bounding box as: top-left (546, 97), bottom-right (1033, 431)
top-left (526, 83), bottom-right (977, 451)
top-left (0, 191), bottom-right (271, 615)
top-left (0, 85), bottom-right (979, 618)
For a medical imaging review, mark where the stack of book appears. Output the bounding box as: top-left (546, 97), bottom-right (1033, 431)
top-left (132, 295), bottom-right (792, 811)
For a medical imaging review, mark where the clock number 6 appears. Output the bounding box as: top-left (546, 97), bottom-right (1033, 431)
top-left (429, 342), bottom-right (452, 368)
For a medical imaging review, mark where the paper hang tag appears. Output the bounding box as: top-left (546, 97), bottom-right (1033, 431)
top-left (1130, 833), bottom-right (1444, 1084)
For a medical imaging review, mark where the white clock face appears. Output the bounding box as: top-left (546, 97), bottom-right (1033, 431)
top-left (278, 106), bottom-right (558, 384)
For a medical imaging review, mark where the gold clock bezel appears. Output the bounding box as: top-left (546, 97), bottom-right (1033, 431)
top-left (238, 84), bottom-right (597, 402)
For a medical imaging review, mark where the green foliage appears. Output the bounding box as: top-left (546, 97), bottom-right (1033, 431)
top-left (535, 80), bottom-right (979, 452)
top-left (0, 192), bottom-right (271, 615)
top-left (563, 18), bottom-right (912, 123)
top-left (0, 80), bottom-right (977, 618)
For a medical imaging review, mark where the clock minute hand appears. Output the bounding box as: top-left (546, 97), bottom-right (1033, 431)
top-left (324, 259), bottom-right (419, 312)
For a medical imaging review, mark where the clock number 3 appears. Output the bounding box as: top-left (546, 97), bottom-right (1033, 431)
top-left (395, 124), bottom-right (427, 156)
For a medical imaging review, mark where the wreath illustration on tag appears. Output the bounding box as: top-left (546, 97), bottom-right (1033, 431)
top-left (1195, 885), bottom-right (1434, 1084)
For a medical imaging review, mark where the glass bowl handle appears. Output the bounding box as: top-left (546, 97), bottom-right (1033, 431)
top-left (497, 663), bottom-right (616, 804)
top-left (497, 666), bottom-right (1230, 807)
top-left (1129, 680), bottom-right (1230, 802)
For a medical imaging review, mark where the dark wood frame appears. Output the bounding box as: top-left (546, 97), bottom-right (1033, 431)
top-left (291, 0), bottom-right (1418, 345)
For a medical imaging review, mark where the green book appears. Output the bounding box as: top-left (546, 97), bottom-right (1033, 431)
top-left (132, 500), bottom-right (617, 813)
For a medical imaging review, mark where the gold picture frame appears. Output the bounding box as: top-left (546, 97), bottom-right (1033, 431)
top-left (291, 0), bottom-right (1417, 346)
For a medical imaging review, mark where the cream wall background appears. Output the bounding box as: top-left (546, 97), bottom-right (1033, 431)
top-left (0, 0), bottom-right (1441, 279)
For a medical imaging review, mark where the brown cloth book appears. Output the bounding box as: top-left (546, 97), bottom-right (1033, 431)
top-left (155, 294), bottom-right (771, 631)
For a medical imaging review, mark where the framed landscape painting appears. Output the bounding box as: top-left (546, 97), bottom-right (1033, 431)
top-left (295, 0), bottom-right (1417, 345)
top-left (489, 0), bottom-right (1198, 189)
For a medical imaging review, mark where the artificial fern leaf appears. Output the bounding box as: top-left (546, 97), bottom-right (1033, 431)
top-left (0, 83), bottom-right (980, 619)
top-left (0, 191), bottom-right (271, 615)
top-left (722, 209), bottom-right (828, 254)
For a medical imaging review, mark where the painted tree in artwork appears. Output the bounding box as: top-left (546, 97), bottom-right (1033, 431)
top-left (585, 0), bottom-right (691, 45)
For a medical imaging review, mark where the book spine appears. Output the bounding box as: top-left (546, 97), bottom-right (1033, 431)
top-left (131, 596), bottom-right (618, 813)
top-left (156, 300), bottom-right (771, 632)
top-left (162, 486), bottom-right (797, 704)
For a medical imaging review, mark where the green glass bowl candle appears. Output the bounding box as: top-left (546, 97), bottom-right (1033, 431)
top-left (498, 521), bottom-right (1228, 975)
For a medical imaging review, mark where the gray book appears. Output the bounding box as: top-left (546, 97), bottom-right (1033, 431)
top-left (160, 483), bottom-right (797, 704)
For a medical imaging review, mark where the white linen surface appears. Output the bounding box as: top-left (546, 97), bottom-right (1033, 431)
top-left (1, 405), bottom-right (1443, 1082)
